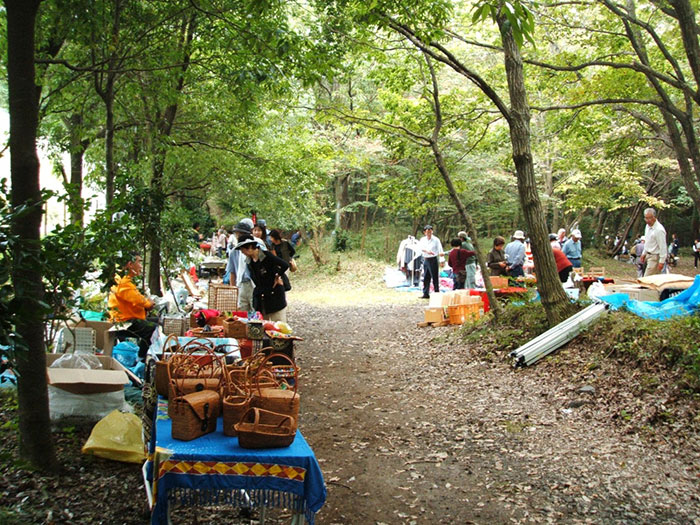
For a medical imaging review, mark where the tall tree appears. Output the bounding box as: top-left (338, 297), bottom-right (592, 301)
top-left (4, 0), bottom-right (59, 471)
top-left (348, 0), bottom-right (574, 324)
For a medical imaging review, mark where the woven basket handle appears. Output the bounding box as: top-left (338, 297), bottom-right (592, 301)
top-left (254, 351), bottom-right (298, 400)
top-left (169, 346), bottom-right (222, 396)
top-left (247, 407), bottom-right (293, 432)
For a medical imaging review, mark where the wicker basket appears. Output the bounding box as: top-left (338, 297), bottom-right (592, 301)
top-left (251, 353), bottom-right (299, 429)
top-left (208, 283), bottom-right (239, 312)
top-left (170, 390), bottom-right (221, 441)
top-left (223, 317), bottom-right (247, 339)
top-left (222, 394), bottom-right (250, 437)
top-left (234, 407), bottom-right (295, 449)
top-left (166, 346), bottom-right (224, 410)
top-left (189, 325), bottom-right (225, 338)
top-left (162, 316), bottom-right (187, 336)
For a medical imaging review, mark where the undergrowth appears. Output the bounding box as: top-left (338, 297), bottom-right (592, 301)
top-left (459, 301), bottom-right (556, 354)
top-left (460, 302), bottom-right (700, 392)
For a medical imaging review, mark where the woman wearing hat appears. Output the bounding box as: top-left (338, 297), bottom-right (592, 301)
top-left (235, 234), bottom-right (289, 321)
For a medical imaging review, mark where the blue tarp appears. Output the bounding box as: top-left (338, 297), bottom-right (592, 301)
top-left (600, 275), bottom-right (700, 320)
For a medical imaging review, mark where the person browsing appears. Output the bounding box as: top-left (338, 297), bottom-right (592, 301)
top-left (504, 230), bottom-right (526, 278)
top-left (420, 225), bottom-right (443, 299)
top-left (235, 234), bottom-right (289, 322)
top-left (640, 207), bottom-right (667, 276)
top-left (562, 229), bottom-right (583, 268)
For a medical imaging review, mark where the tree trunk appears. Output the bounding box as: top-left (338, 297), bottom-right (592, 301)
top-left (423, 53), bottom-right (502, 318)
top-left (334, 172), bottom-right (350, 231)
top-left (5, 0), bottom-right (59, 472)
top-left (93, 0), bottom-right (121, 207)
top-left (500, 21), bottom-right (573, 326)
top-left (67, 113), bottom-right (86, 226)
top-left (360, 171), bottom-right (370, 252)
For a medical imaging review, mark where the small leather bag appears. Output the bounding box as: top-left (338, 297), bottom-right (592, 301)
top-left (170, 389), bottom-right (221, 441)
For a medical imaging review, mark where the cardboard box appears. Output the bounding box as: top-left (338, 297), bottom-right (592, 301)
top-left (424, 307), bottom-right (445, 323)
top-left (604, 284), bottom-right (660, 302)
top-left (46, 354), bottom-right (128, 395)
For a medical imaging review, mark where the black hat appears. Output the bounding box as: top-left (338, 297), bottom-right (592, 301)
top-left (234, 234), bottom-right (259, 251)
top-left (233, 221), bottom-right (252, 234)
top-left (423, 224), bottom-right (433, 231)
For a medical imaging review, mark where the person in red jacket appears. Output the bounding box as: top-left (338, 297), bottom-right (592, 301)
top-left (550, 235), bottom-right (574, 283)
top-left (448, 238), bottom-right (476, 290)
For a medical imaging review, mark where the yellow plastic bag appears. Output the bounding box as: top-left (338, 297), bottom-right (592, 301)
top-left (82, 409), bottom-right (146, 464)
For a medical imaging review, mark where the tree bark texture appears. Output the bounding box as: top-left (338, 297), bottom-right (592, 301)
top-left (5, 0), bottom-right (59, 472)
top-left (67, 113), bottom-right (87, 226)
top-left (147, 14), bottom-right (196, 295)
top-left (499, 22), bottom-right (573, 326)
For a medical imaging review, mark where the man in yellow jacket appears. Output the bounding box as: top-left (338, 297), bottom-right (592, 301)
top-left (108, 253), bottom-right (156, 359)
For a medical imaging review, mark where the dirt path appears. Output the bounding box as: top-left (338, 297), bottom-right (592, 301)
top-left (291, 300), bottom-right (700, 524)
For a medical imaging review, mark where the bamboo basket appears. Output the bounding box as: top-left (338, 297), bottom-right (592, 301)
top-left (234, 407), bottom-right (295, 449)
top-left (170, 390), bottom-right (220, 441)
top-left (208, 283), bottom-right (239, 312)
top-left (250, 352), bottom-right (299, 430)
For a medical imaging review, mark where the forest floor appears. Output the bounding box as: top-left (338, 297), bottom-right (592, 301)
top-left (0, 249), bottom-right (699, 524)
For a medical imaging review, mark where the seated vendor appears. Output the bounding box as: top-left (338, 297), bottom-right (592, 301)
top-left (108, 253), bottom-right (157, 360)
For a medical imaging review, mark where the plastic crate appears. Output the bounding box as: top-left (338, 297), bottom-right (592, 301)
top-left (447, 303), bottom-right (480, 325)
top-left (208, 283), bottom-right (239, 313)
top-left (62, 327), bottom-right (96, 353)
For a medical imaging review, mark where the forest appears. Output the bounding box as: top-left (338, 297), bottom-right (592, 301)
top-left (2, 0), bottom-right (700, 472)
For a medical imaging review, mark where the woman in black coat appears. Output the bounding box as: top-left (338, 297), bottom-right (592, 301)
top-left (235, 234), bottom-right (289, 321)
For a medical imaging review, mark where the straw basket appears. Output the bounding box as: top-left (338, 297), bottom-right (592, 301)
top-left (208, 283), bottom-right (239, 312)
top-left (189, 325), bottom-right (225, 338)
top-left (223, 317), bottom-right (247, 339)
top-left (167, 346), bottom-right (223, 413)
top-left (222, 394), bottom-right (250, 437)
top-left (170, 390), bottom-right (220, 441)
top-left (251, 353), bottom-right (299, 430)
top-left (489, 276), bottom-right (509, 289)
top-left (234, 407), bottom-right (296, 449)
top-left (162, 316), bottom-right (187, 336)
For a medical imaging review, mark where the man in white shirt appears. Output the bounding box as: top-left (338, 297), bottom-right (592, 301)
top-left (419, 225), bottom-right (443, 299)
top-left (640, 207), bottom-right (667, 276)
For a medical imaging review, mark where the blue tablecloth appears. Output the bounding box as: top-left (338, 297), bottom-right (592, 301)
top-left (148, 400), bottom-right (326, 524)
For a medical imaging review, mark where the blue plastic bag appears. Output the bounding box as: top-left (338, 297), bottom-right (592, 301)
top-left (112, 341), bottom-right (139, 368)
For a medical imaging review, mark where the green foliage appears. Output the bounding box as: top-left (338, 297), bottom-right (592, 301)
top-left (472, 0), bottom-right (536, 48)
top-left (460, 299), bottom-right (552, 353)
top-left (332, 229), bottom-right (351, 252)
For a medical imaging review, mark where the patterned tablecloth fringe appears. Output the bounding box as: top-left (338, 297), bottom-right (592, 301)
top-left (163, 487), bottom-right (314, 524)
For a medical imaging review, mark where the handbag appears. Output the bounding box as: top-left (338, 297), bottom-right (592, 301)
top-left (289, 258), bottom-right (298, 273)
top-left (250, 352), bottom-right (299, 430)
top-left (170, 389), bottom-right (221, 441)
top-left (167, 344), bottom-right (224, 415)
top-left (281, 272), bottom-right (292, 292)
